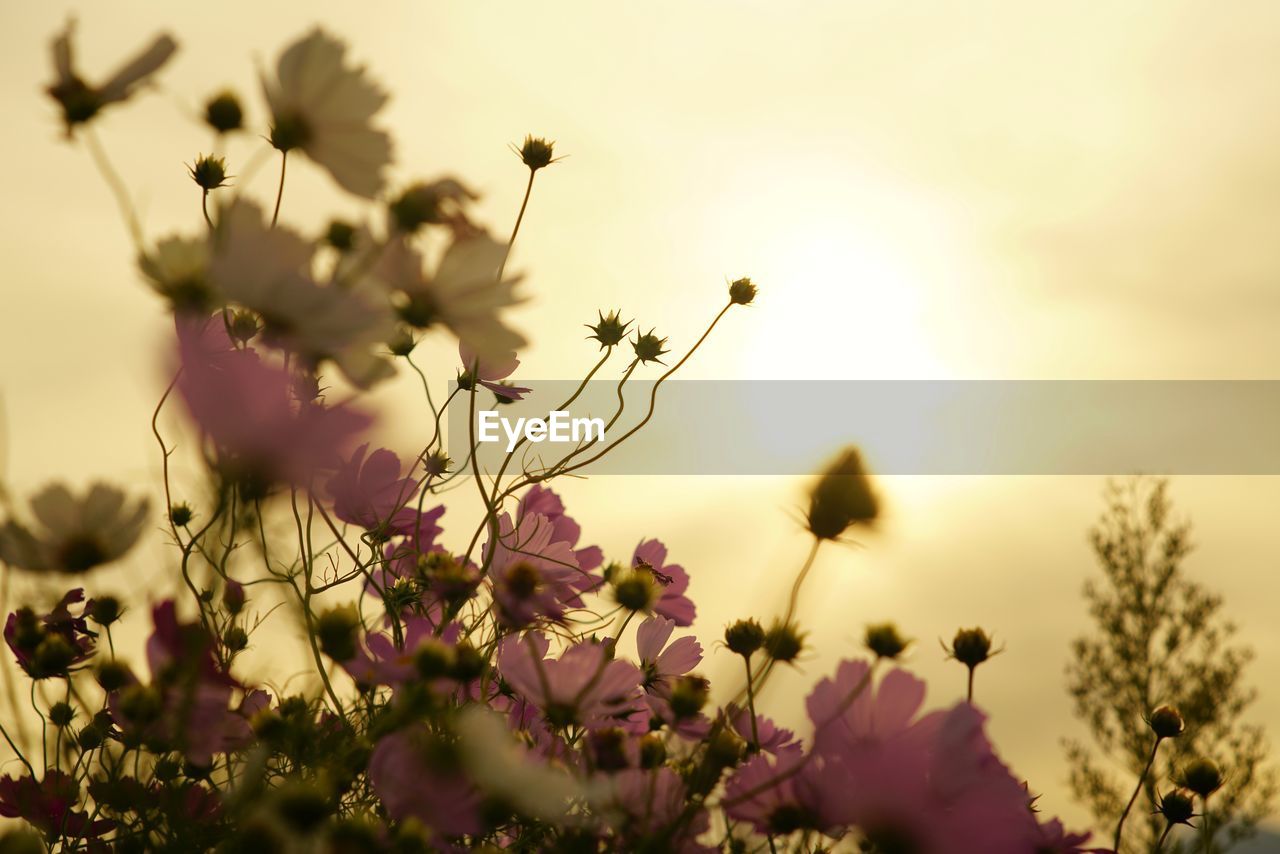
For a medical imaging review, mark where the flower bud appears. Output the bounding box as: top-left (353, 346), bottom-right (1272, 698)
top-left (706, 727), bottom-right (745, 769)
top-left (388, 326), bottom-right (417, 357)
top-left (222, 580), bottom-right (246, 615)
top-left (586, 310), bottom-right (630, 349)
top-left (153, 756), bottom-right (181, 782)
top-left (223, 626), bottom-right (249, 653)
top-left (613, 569), bottom-right (658, 612)
top-left (88, 595), bottom-right (122, 626)
top-left (188, 154), bottom-right (230, 191)
top-left (325, 219), bottom-right (357, 252)
top-left (724, 619), bottom-right (766, 657)
top-left (169, 502), bottom-right (194, 527)
top-left (270, 112), bottom-right (312, 153)
top-left (10, 609), bottom-right (42, 653)
top-left (631, 329), bottom-right (670, 365)
top-left (764, 621), bottom-right (805, 663)
top-left (515, 135), bottom-right (556, 171)
top-left (117, 684), bottom-right (162, 725)
top-left (1179, 758), bottom-right (1224, 798)
top-left (49, 701), bottom-right (75, 728)
top-left (275, 779), bottom-right (332, 833)
top-left (413, 639), bottom-right (456, 679)
top-left (806, 448), bottom-right (879, 540)
top-left (1148, 705), bottom-right (1185, 740)
top-left (728, 277), bottom-right (757, 306)
top-left (1156, 789), bottom-right (1196, 826)
top-left (204, 91), bottom-right (243, 134)
top-left (670, 675), bottom-right (710, 720)
top-left (865, 623), bottom-right (911, 660)
top-left (315, 604), bottom-right (362, 662)
top-left (450, 642), bottom-right (487, 682)
top-left (227, 310), bottom-right (260, 345)
top-left (34, 635), bottom-right (76, 676)
top-left (948, 627), bottom-right (994, 668)
top-left (389, 183), bottom-right (443, 234)
top-left (96, 660), bottom-right (132, 692)
top-left (425, 450), bottom-right (452, 478)
top-left (639, 733), bottom-right (666, 769)
top-left (77, 723), bottom-right (104, 751)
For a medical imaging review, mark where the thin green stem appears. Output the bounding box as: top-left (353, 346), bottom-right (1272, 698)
top-left (1115, 736), bottom-right (1162, 853)
top-left (498, 170), bottom-right (536, 280)
top-left (781, 538), bottom-right (822, 629)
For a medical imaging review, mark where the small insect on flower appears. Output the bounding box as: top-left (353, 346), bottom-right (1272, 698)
top-left (0, 483), bottom-right (148, 574)
top-left (46, 18), bottom-right (177, 135)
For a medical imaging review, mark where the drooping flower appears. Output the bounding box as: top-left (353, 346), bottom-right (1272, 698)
top-left (261, 28), bottom-right (392, 198)
top-left (498, 633), bottom-right (646, 732)
top-left (375, 233), bottom-right (526, 364)
top-left (0, 770), bottom-right (114, 840)
top-left (208, 199), bottom-right (397, 387)
top-left (458, 342), bottom-right (530, 401)
top-left (0, 483), bottom-right (148, 574)
top-left (632, 539), bottom-right (695, 626)
top-left (175, 316), bottom-right (372, 492)
top-left (46, 18), bottom-right (176, 135)
top-left (326, 443), bottom-right (420, 534)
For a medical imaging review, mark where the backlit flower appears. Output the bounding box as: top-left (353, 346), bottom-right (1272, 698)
top-left (458, 342), bottom-right (530, 401)
top-left (0, 483), bottom-right (147, 574)
top-left (46, 18), bottom-right (176, 134)
top-left (633, 539), bottom-right (694, 626)
top-left (498, 633), bottom-right (645, 732)
top-left (0, 770), bottom-right (113, 840)
top-left (326, 443), bottom-right (420, 533)
top-left (486, 512), bottom-right (593, 628)
top-left (261, 28), bottom-right (392, 198)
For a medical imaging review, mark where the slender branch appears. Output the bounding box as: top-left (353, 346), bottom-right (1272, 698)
top-left (270, 150), bottom-right (288, 227)
top-left (1115, 736), bottom-right (1162, 852)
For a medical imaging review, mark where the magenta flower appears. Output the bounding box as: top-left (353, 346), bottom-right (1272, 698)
top-left (498, 633), bottom-right (646, 731)
top-left (368, 726), bottom-right (483, 838)
top-left (633, 539), bottom-right (694, 626)
top-left (723, 749), bottom-right (833, 836)
top-left (341, 611), bottom-right (459, 688)
top-left (729, 707), bottom-right (801, 757)
top-left (0, 770), bottom-right (114, 840)
top-left (175, 315), bottom-right (371, 491)
top-left (634, 615), bottom-right (708, 736)
top-left (459, 341), bottom-right (530, 400)
top-left (326, 443), bottom-right (421, 533)
top-left (602, 767), bottom-right (714, 852)
top-left (4, 588), bottom-right (96, 679)
top-left (519, 485), bottom-right (605, 587)
top-left (487, 512), bottom-right (593, 628)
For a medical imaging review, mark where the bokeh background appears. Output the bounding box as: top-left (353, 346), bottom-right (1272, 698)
top-left (2, 0), bottom-right (1278, 838)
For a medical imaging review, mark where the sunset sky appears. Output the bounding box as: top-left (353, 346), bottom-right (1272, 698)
top-left (2, 0), bottom-right (1278, 834)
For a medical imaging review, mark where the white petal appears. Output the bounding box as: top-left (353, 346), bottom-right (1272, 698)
top-left (98, 33), bottom-right (177, 104)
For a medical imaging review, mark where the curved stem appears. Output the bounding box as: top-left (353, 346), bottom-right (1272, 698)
top-left (270, 149), bottom-right (288, 227)
top-left (1115, 736), bottom-right (1162, 852)
top-left (83, 127), bottom-right (144, 249)
top-left (781, 538), bottom-right (822, 629)
top-left (1158, 824), bottom-right (1173, 850)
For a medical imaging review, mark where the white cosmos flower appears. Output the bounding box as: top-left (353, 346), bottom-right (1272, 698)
top-left (209, 200), bottom-right (397, 388)
top-left (0, 483), bottom-right (149, 574)
top-left (375, 233), bottom-right (527, 363)
top-left (261, 28), bottom-right (393, 199)
top-left (138, 235), bottom-right (210, 310)
top-left (46, 18), bottom-right (177, 134)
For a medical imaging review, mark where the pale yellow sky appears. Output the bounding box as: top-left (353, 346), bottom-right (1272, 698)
top-left (2, 0), bottom-right (1279, 836)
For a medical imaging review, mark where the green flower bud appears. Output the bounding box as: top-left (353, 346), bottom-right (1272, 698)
top-left (270, 112), bottom-right (312, 152)
top-left (1156, 789), bottom-right (1196, 826)
top-left (169, 502), bottom-right (194, 527)
top-left (223, 626), bottom-right (249, 652)
top-left (388, 326), bottom-right (417, 357)
top-left (948, 627), bottom-right (994, 668)
top-left (49, 701), bottom-right (75, 728)
top-left (117, 684), bottom-right (162, 725)
top-left (806, 448), bottom-right (879, 540)
top-left (1179, 758), bottom-right (1224, 798)
top-left (413, 639), bottom-right (456, 679)
top-left (389, 183), bottom-right (443, 234)
top-left (88, 595), bottom-right (122, 626)
top-left (222, 580), bottom-right (246, 615)
top-left (77, 723), bottom-right (104, 751)
top-left (728, 277), bottom-right (758, 306)
top-left (706, 727), bottom-right (745, 769)
top-left (227, 310), bottom-right (260, 345)
top-left (325, 219), bottom-right (357, 252)
top-left (153, 756), bottom-right (181, 782)
top-left (204, 91), bottom-right (243, 134)
top-left (96, 660), bottom-right (132, 692)
top-left (669, 675), bottom-right (710, 719)
top-left (34, 635), bottom-right (76, 676)
top-left (639, 733), bottom-right (667, 769)
top-left (188, 154), bottom-right (230, 191)
top-left (1148, 705), bottom-right (1185, 740)
top-left (316, 604), bottom-right (362, 662)
top-left (586, 309), bottom-right (631, 349)
top-left (724, 619), bottom-right (766, 657)
top-left (450, 642), bottom-right (487, 682)
top-left (864, 622), bottom-right (911, 660)
top-left (632, 329), bottom-right (670, 365)
top-left (514, 135), bottom-right (557, 171)
top-left (275, 779), bottom-right (331, 833)
top-left (763, 621), bottom-right (805, 663)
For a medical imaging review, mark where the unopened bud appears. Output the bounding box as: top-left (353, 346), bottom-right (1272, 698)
top-left (204, 91), bottom-right (244, 134)
top-left (865, 622), bottom-right (911, 660)
top-left (806, 448), bottom-right (879, 540)
top-left (764, 621), bottom-right (805, 663)
top-left (1149, 705), bottom-right (1185, 740)
top-left (724, 619), bottom-right (766, 657)
top-left (1156, 790), bottom-right (1196, 826)
top-left (728, 277), bottom-right (758, 306)
top-left (315, 604), bottom-right (361, 662)
top-left (1179, 758), bottom-right (1224, 798)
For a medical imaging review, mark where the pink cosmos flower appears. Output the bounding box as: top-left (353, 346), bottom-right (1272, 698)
top-left (729, 707), bottom-right (801, 757)
top-left (519, 485), bottom-right (605, 588)
top-left (634, 615), bottom-right (708, 736)
top-left (633, 539), bottom-right (694, 626)
top-left (459, 341), bottom-right (530, 401)
top-left (0, 770), bottom-right (114, 840)
top-left (1033, 818), bottom-right (1114, 853)
top-left (723, 749), bottom-right (834, 836)
top-left (368, 727), bottom-right (483, 838)
top-left (486, 512), bottom-right (592, 628)
top-left (175, 315), bottom-right (371, 491)
top-left (326, 443), bottom-right (421, 533)
top-left (601, 767), bottom-right (714, 853)
top-left (803, 660), bottom-right (1040, 854)
top-left (498, 633), bottom-right (645, 732)
top-left (341, 611), bottom-right (459, 688)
